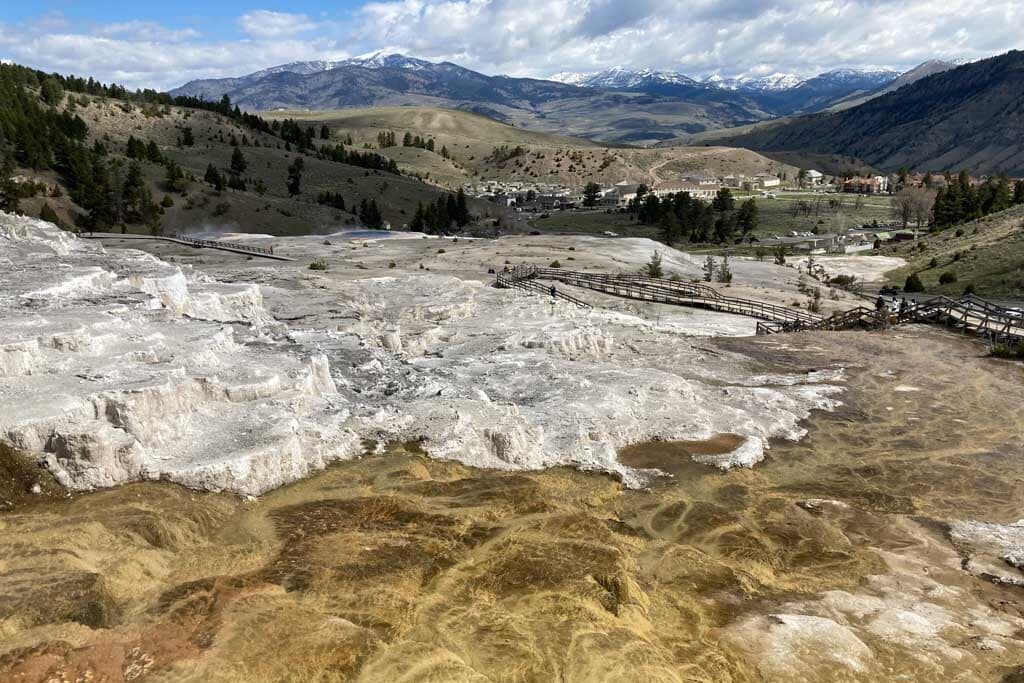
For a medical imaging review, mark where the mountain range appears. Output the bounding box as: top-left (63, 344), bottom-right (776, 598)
top-left (171, 55), bottom-right (945, 145)
top-left (695, 51), bottom-right (1024, 174)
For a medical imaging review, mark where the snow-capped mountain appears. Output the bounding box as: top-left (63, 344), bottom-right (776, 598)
top-left (704, 72), bottom-right (805, 91)
top-left (249, 60), bottom-right (346, 78)
top-left (247, 53), bottom-right (433, 79)
top-left (551, 67), bottom-right (700, 89)
top-left (339, 52), bottom-right (434, 71)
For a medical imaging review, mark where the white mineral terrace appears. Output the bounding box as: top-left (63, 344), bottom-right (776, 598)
top-left (0, 214), bottom-right (850, 495)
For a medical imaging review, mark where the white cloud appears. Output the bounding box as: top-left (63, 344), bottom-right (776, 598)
top-left (95, 21), bottom-right (201, 42)
top-left (238, 10), bottom-right (318, 38)
top-left (0, 1), bottom-right (1020, 91)
top-left (348, 0), bottom-right (1023, 80)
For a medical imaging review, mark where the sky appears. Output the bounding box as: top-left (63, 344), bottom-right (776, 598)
top-left (0, 0), bottom-right (1020, 91)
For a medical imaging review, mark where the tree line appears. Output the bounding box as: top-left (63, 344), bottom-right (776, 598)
top-left (409, 190), bottom-right (470, 234)
top-left (931, 171), bottom-right (1024, 228)
top-left (629, 187), bottom-right (758, 245)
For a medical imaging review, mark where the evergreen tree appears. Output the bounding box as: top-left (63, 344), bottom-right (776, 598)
top-left (455, 188), bottom-right (469, 227)
top-left (904, 272), bottom-right (925, 293)
top-left (204, 163), bottom-right (224, 190)
top-left (645, 251), bottom-right (664, 278)
top-left (146, 140), bottom-right (162, 163)
top-left (320, 125), bottom-right (330, 139)
top-left (286, 157), bottom-right (303, 196)
top-left (1015, 180), bottom-right (1024, 205)
top-left (658, 212), bottom-right (679, 245)
top-left (736, 198), bottom-right (758, 235)
top-left (0, 153), bottom-right (18, 213)
top-left (712, 188), bottom-right (735, 214)
top-left (39, 77), bottom-right (64, 105)
top-left (582, 182), bottom-right (601, 207)
top-left (180, 127), bottom-right (195, 146)
top-left (230, 146), bottom-right (248, 175)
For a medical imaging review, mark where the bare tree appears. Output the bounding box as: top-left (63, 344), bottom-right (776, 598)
top-left (892, 187), bottom-right (935, 229)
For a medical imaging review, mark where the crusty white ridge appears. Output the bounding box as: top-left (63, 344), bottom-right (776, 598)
top-left (0, 213), bottom-right (845, 494)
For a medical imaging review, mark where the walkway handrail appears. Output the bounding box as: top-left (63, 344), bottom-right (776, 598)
top-left (495, 265), bottom-right (820, 324)
top-left (174, 234), bottom-right (274, 256)
top-left (496, 265), bottom-right (1024, 347)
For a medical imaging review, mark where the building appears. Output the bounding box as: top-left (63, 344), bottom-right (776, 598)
top-left (805, 169), bottom-right (825, 186)
top-left (743, 174), bottom-right (781, 191)
top-left (649, 180), bottom-right (720, 201)
top-left (842, 175), bottom-right (889, 194)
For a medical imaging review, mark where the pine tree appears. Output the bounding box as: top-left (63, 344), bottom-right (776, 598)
top-left (703, 255), bottom-right (716, 282)
top-left (320, 125), bottom-right (330, 140)
top-left (286, 157), bottom-right (303, 196)
top-left (204, 163), bottom-right (223, 190)
top-left (737, 198), bottom-right (758, 235)
top-left (230, 147), bottom-right (248, 175)
top-left (645, 251), bottom-right (664, 278)
top-left (455, 188), bottom-right (469, 227)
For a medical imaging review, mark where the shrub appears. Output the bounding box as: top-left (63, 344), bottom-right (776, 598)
top-left (549, 260), bottom-right (561, 268)
top-left (904, 272), bottom-right (925, 292)
top-left (161, 195), bottom-right (174, 208)
top-left (437, 249), bottom-right (446, 254)
top-left (309, 258), bottom-right (328, 271)
top-left (955, 228), bottom-right (965, 237)
top-left (39, 202), bottom-right (60, 225)
top-left (990, 344), bottom-right (1024, 360)
top-left (939, 271), bottom-right (958, 285)
top-left (963, 282), bottom-right (976, 296)
top-left (388, 261), bottom-right (396, 269)
top-left (928, 257), bottom-right (938, 269)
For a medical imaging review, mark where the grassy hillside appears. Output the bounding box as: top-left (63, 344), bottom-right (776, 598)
top-left (2, 67), bottom-right (457, 236)
top-left (884, 205), bottom-right (1024, 298)
top-left (266, 107), bottom-right (799, 189)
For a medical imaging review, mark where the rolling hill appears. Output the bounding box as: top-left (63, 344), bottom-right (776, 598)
top-left (883, 204), bottom-right (1024, 298)
top-left (692, 51), bottom-right (1024, 174)
top-left (267, 106), bottom-right (800, 188)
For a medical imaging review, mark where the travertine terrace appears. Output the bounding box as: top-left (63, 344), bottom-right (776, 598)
top-left (0, 214), bottom-right (845, 494)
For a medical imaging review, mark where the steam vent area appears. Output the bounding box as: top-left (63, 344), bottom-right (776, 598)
top-left (2, 213), bottom-right (1024, 682)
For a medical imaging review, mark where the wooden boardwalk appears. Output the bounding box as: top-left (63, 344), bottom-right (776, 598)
top-left (81, 232), bottom-right (296, 261)
top-left (497, 265), bottom-right (1024, 348)
top-left (497, 265), bottom-right (819, 324)
top-left (758, 295), bottom-right (1024, 347)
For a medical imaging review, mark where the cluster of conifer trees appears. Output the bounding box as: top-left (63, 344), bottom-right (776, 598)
top-left (931, 171), bottom-right (1024, 228)
top-left (409, 190), bottom-right (470, 234)
top-left (630, 187), bottom-right (758, 245)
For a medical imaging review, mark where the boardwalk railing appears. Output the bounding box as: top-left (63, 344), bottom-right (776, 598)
top-left (496, 265), bottom-right (1024, 348)
top-left (495, 266), bottom-right (592, 308)
top-left (496, 265), bottom-right (820, 323)
top-left (174, 234), bottom-right (275, 256)
top-left (758, 293), bottom-right (1024, 347)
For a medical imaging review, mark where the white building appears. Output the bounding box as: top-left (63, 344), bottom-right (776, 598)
top-left (649, 181), bottom-right (720, 201)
